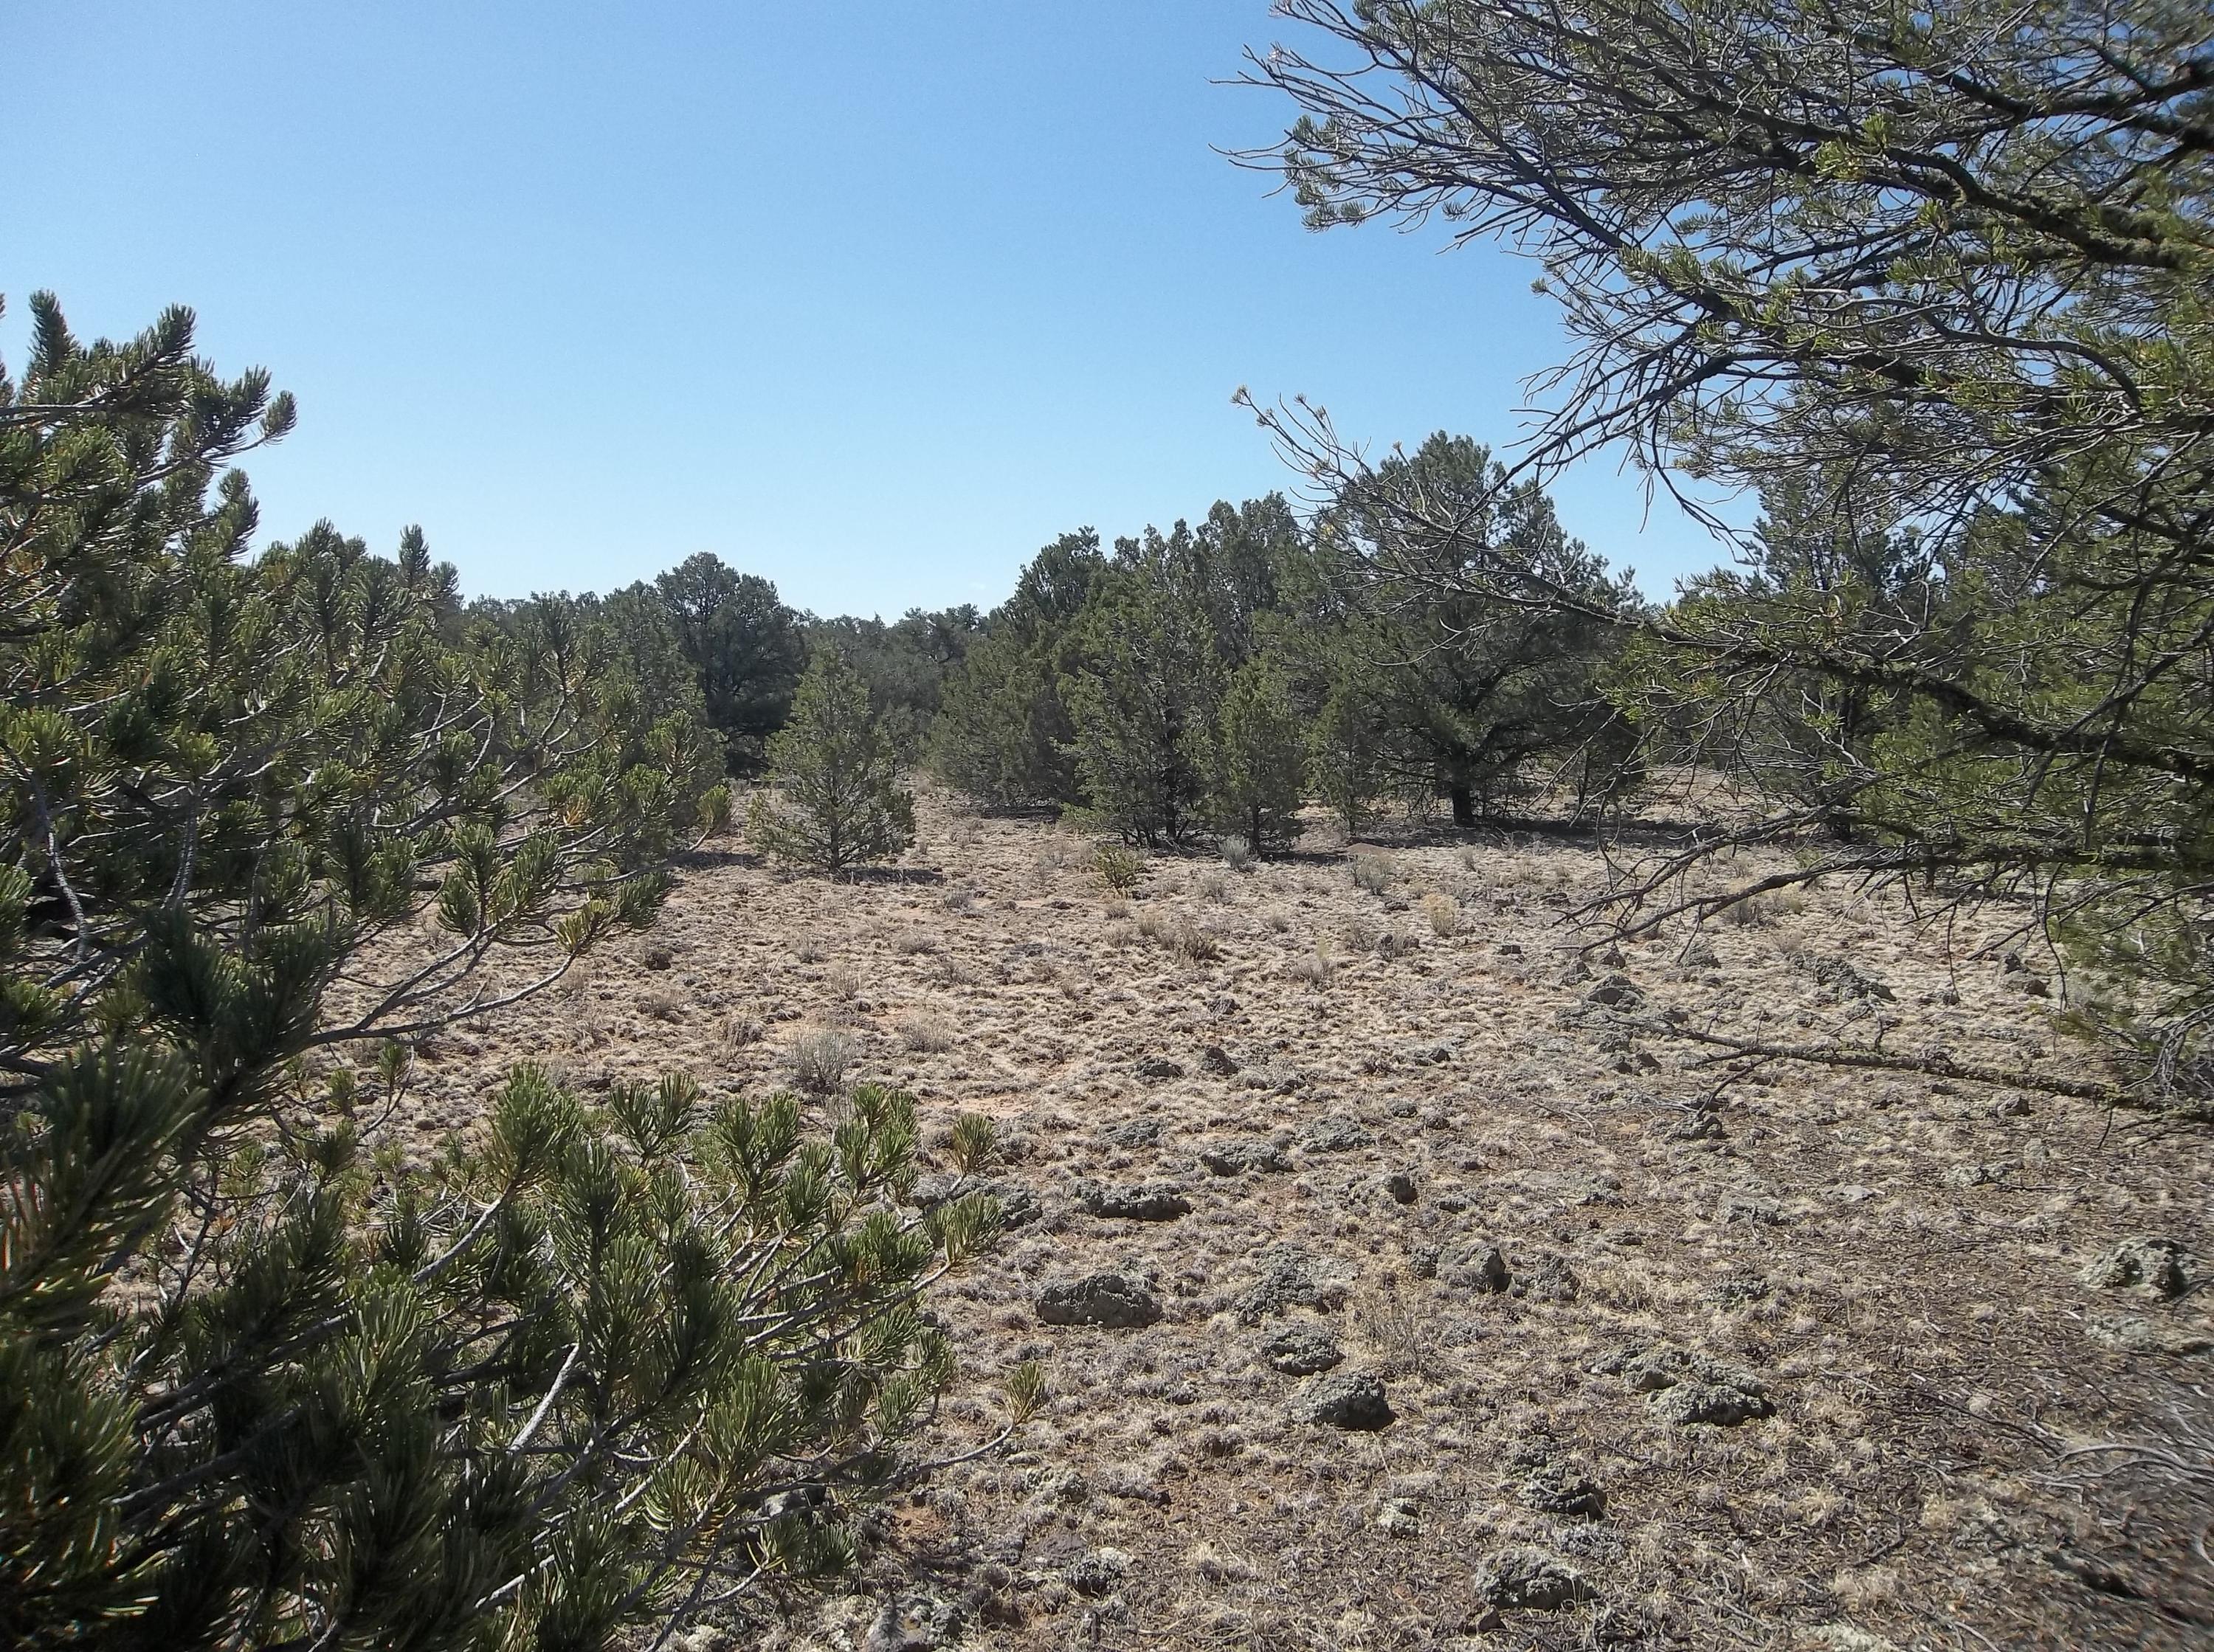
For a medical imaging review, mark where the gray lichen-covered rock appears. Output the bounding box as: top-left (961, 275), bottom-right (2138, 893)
top-left (1134, 1055), bottom-right (1185, 1080)
top-left (1262, 1321), bottom-right (1344, 1375)
top-left (1036, 1273), bottom-right (1162, 1329)
top-left (1199, 1139), bottom-right (1292, 1176)
top-left (1235, 1243), bottom-right (1347, 1322)
top-left (1593, 1344), bottom-right (1775, 1425)
top-left (1520, 1462), bottom-right (1607, 1518)
top-left (1063, 1548), bottom-right (1129, 1598)
top-left (1472, 1546), bottom-right (1595, 1612)
top-left (2078, 1237), bottom-right (2190, 1299)
top-left (1075, 1180), bottom-right (1191, 1221)
top-left (1295, 1372), bottom-right (1394, 1431)
top-left (1301, 1114), bottom-right (1375, 1153)
top-left (1441, 1241), bottom-right (1510, 1294)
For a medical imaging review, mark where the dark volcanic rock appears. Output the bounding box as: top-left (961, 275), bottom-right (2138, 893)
top-left (1262, 1321), bottom-right (1344, 1375)
top-left (1294, 1372), bottom-right (1394, 1431)
top-left (1036, 1273), bottom-right (1162, 1330)
top-left (1199, 1139), bottom-right (1292, 1177)
top-left (1076, 1180), bottom-right (1192, 1222)
top-left (1472, 1547), bottom-right (1595, 1613)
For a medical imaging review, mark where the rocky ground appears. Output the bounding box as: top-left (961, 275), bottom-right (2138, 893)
top-left (377, 786), bottom-right (2214, 1651)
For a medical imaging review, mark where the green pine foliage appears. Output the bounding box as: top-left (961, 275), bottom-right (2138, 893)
top-left (1204, 655), bottom-right (1308, 855)
top-left (1058, 567), bottom-right (1222, 846)
top-left (0, 297), bottom-right (1020, 1648)
top-left (747, 649), bottom-right (917, 873)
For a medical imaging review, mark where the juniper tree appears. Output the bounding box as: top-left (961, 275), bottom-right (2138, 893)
top-left (1204, 655), bottom-right (1308, 855)
top-left (0, 296), bottom-right (1025, 1649)
top-left (747, 648), bottom-right (917, 873)
top-left (1058, 564), bottom-right (1222, 846)
top-left (928, 530), bottom-right (1104, 810)
top-left (1246, 0), bottom-right (2214, 1101)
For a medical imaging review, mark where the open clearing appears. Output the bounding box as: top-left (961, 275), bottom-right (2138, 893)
top-left (379, 789), bottom-right (2212, 1651)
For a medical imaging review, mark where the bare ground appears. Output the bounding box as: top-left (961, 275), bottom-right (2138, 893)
top-left (374, 786), bottom-right (2214, 1651)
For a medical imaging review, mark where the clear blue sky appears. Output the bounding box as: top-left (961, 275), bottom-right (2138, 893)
top-left (3, 2), bottom-right (1735, 617)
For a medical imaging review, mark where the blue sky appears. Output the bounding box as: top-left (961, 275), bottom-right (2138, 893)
top-left (3, 3), bottom-right (1735, 616)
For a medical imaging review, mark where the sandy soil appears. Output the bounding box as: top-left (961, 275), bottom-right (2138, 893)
top-left (378, 785), bottom-right (2214, 1651)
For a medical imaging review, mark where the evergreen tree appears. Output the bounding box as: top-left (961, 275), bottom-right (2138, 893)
top-left (1058, 569), bottom-right (1221, 845)
top-left (1205, 655), bottom-right (1308, 854)
top-left (928, 530), bottom-right (1104, 810)
top-left (0, 296), bottom-right (1021, 1649)
top-left (650, 553), bottom-right (805, 775)
top-left (748, 648), bottom-right (917, 872)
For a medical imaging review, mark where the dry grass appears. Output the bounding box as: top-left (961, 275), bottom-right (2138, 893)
top-left (363, 785), bottom-right (2211, 1652)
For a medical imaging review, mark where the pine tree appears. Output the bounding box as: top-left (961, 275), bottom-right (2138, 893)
top-left (1058, 570), bottom-right (1221, 844)
top-left (748, 648), bottom-right (917, 872)
top-left (1205, 655), bottom-right (1308, 854)
top-left (0, 296), bottom-right (1023, 1650)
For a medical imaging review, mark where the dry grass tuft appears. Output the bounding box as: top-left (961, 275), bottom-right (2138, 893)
top-left (1419, 891), bottom-right (1460, 937)
top-left (789, 1026), bottom-right (857, 1093)
top-left (1351, 851), bottom-right (1396, 895)
top-left (895, 1009), bottom-right (956, 1052)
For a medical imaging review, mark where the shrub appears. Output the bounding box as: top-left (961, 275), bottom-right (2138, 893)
top-left (1094, 841), bottom-right (1147, 895)
top-left (748, 648), bottom-right (917, 874)
top-left (1221, 833), bottom-right (1256, 872)
top-left (897, 1009), bottom-right (956, 1052)
top-left (1352, 851), bottom-right (1396, 894)
top-left (790, 1026), bottom-right (859, 1092)
top-left (0, 297), bottom-right (1021, 1651)
top-left (1421, 892), bottom-right (1461, 937)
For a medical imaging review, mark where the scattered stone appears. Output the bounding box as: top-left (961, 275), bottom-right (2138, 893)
top-left (863, 1592), bottom-right (965, 1652)
top-left (2078, 1237), bottom-right (2190, 1299)
top-left (1520, 1462), bottom-right (1607, 1519)
top-left (1036, 1273), bottom-right (1162, 1330)
top-left (1294, 1371), bottom-right (1394, 1431)
top-left (1497, 941), bottom-right (1523, 957)
top-left (1200, 1044), bottom-right (1238, 1076)
top-left (1593, 1344), bottom-right (1775, 1426)
top-left (1408, 1242), bottom-right (1442, 1280)
top-left (1236, 1244), bottom-right (1346, 1321)
top-left (1401, 1038), bottom-right (1457, 1066)
top-left (1207, 994), bottom-right (1239, 1017)
top-left (1441, 1241), bottom-right (1511, 1294)
top-left (1995, 1093), bottom-right (2033, 1118)
top-left (1944, 1160), bottom-right (2017, 1189)
top-left (1199, 1140), bottom-right (1291, 1176)
top-left (1472, 1546), bottom-right (1595, 1614)
top-left (1262, 1321), bottom-right (1344, 1375)
top-left (1063, 1549), bottom-right (1129, 1599)
top-left (1583, 974), bottom-right (1644, 1009)
top-left (1792, 951), bottom-right (1896, 1001)
top-left (1076, 1180), bottom-right (1192, 1222)
top-left (2007, 974), bottom-right (2052, 998)
top-left (1382, 1170), bottom-right (1418, 1205)
top-left (1680, 936), bottom-right (1719, 969)
top-left (1134, 1055), bottom-right (1185, 1080)
top-left (1301, 1114), bottom-right (1375, 1152)
top-left (1373, 1494), bottom-right (1421, 1537)
top-left (1509, 1251), bottom-right (1581, 1303)
top-left (642, 946), bottom-right (675, 972)
top-left (1097, 1117), bottom-right (1163, 1148)
top-left (911, 1175), bottom-right (1041, 1228)
top-left (1716, 1194), bottom-right (1789, 1226)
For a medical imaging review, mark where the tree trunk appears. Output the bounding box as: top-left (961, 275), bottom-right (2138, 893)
top-left (1449, 782), bottom-right (1476, 829)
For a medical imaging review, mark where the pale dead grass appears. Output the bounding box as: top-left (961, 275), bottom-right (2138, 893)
top-left (361, 782), bottom-right (2214, 1652)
